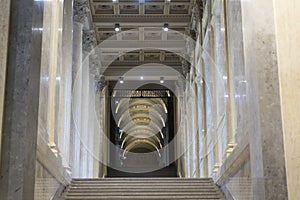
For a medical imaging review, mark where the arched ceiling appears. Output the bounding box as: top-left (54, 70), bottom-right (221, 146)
top-left (116, 97), bottom-right (167, 154)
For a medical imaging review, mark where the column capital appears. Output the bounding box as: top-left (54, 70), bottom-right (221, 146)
top-left (181, 59), bottom-right (191, 77)
top-left (95, 75), bottom-right (106, 93)
top-left (82, 29), bottom-right (97, 53)
top-left (74, 0), bottom-right (90, 24)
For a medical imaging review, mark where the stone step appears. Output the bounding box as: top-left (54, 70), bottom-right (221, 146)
top-left (72, 183), bottom-right (216, 187)
top-left (64, 196), bottom-right (223, 200)
top-left (65, 192), bottom-right (222, 196)
top-left (62, 178), bottom-right (225, 200)
top-left (71, 181), bottom-right (214, 184)
top-left (68, 186), bottom-right (217, 190)
top-left (66, 189), bottom-right (221, 194)
top-left (72, 178), bottom-right (213, 181)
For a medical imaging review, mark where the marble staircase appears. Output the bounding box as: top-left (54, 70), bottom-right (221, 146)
top-left (61, 178), bottom-right (226, 199)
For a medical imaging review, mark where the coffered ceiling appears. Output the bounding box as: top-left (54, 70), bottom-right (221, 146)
top-left (88, 0), bottom-right (195, 77)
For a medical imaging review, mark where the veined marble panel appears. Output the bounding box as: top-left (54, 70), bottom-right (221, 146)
top-left (274, 0), bottom-right (300, 199)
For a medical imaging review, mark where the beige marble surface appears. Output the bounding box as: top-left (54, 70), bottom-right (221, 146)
top-left (0, 0), bottom-right (10, 163)
top-left (274, 0), bottom-right (300, 199)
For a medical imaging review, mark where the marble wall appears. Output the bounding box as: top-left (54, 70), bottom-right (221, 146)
top-left (188, 0), bottom-right (290, 199)
top-left (0, 0), bottom-right (10, 163)
top-left (274, 0), bottom-right (300, 199)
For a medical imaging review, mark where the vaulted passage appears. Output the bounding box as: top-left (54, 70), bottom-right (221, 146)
top-left (108, 89), bottom-right (176, 177)
top-left (0, 0), bottom-right (299, 200)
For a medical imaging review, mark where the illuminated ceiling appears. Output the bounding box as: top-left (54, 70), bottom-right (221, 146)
top-left (114, 90), bottom-right (170, 156)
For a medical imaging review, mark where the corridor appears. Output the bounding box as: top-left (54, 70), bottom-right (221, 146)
top-left (0, 0), bottom-right (299, 199)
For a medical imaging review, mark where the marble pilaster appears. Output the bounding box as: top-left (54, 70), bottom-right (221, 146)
top-left (0, 0), bottom-right (44, 199)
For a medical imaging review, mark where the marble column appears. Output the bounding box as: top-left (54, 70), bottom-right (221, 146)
top-left (87, 87), bottom-right (95, 178)
top-left (0, 0), bottom-right (44, 199)
top-left (241, 0), bottom-right (288, 199)
top-left (71, 22), bottom-right (83, 178)
top-left (196, 76), bottom-right (207, 177)
top-left (225, 0), bottom-right (247, 145)
top-left (0, 0), bottom-right (10, 162)
top-left (57, 0), bottom-right (73, 174)
top-left (80, 55), bottom-right (89, 177)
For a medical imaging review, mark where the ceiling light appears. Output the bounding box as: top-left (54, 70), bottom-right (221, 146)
top-left (160, 77), bottom-right (164, 84)
top-left (112, 0), bottom-right (117, 2)
top-left (119, 77), bottom-right (124, 84)
top-left (163, 23), bottom-right (169, 31)
top-left (140, 76), bottom-right (144, 80)
top-left (115, 23), bottom-right (120, 32)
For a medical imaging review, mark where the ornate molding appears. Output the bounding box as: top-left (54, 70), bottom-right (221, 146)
top-left (181, 59), bottom-right (191, 77)
top-left (94, 74), bottom-right (106, 93)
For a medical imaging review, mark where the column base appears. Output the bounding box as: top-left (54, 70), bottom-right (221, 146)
top-left (50, 144), bottom-right (59, 157)
top-left (212, 163), bottom-right (220, 176)
top-left (225, 143), bottom-right (236, 157)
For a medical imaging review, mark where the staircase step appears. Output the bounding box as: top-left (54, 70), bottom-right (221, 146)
top-left (67, 186), bottom-right (218, 190)
top-left (72, 178), bottom-right (213, 181)
top-left (64, 196), bottom-right (222, 200)
top-left (61, 178), bottom-right (225, 200)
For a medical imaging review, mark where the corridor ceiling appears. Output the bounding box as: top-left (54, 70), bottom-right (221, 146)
top-left (88, 0), bottom-right (196, 157)
top-left (89, 0), bottom-right (196, 77)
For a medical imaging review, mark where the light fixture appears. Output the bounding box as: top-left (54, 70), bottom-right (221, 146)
top-left (140, 76), bottom-right (144, 80)
top-left (119, 77), bottom-right (124, 84)
top-left (160, 77), bottom-right (164, 84)
top-left (163, 23), bottom-right (169, 31)
top-left (112, 0), bottom-right (117, 2)
top-left (114, 23), bottom-right (120, 32)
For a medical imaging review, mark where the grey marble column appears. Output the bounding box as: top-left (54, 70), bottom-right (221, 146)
top-left (0, 0), bottom-right (44, 199)
top-left (241, 0), bottom-right (288, 199)
top-left (0, 0), bottom-right (10, 163)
